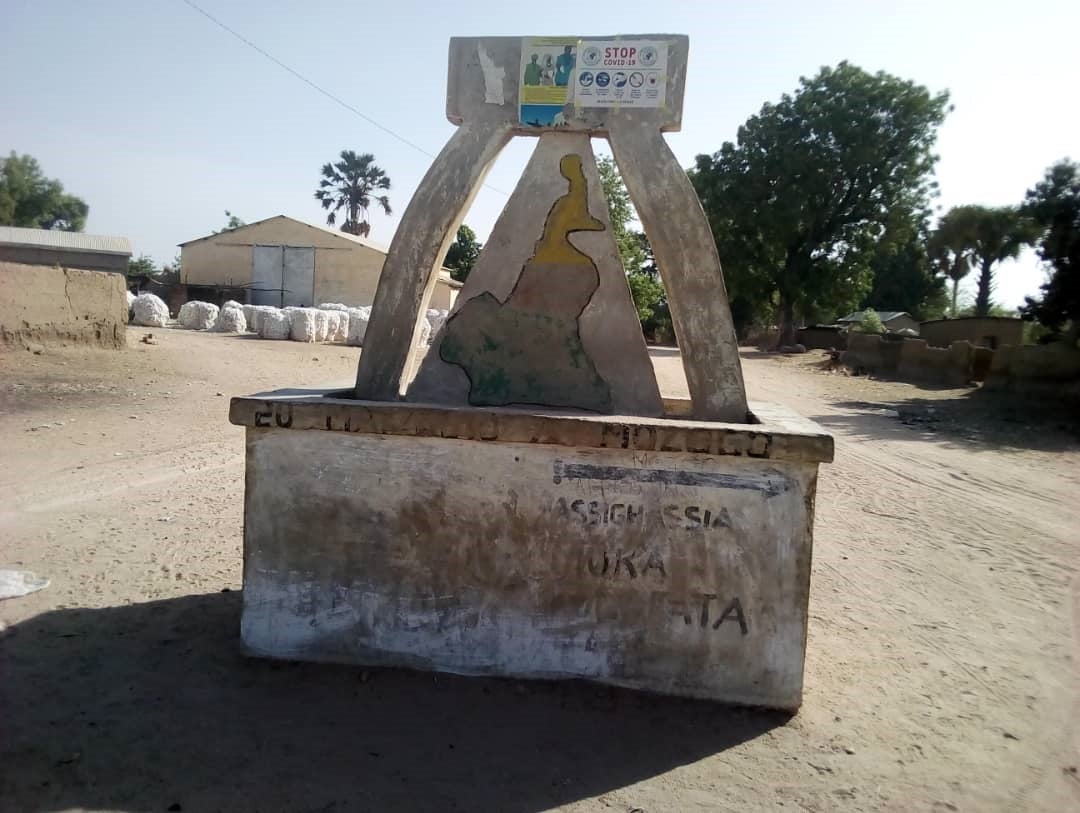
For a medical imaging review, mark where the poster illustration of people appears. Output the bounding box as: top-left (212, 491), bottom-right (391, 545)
top-left (519, 37), bottom-right (577, 127)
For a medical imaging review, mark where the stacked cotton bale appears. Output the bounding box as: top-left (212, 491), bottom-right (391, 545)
top-left (317, 303), bottom-right (349, 312)
top-left (132, 293), bottom-right (170, 327)
top-left (248, 305), bottom-right (277, 334)
top-left (289, 308), bottom-right (318, 342)
top-left (417, 315), bottom-right (431, 346)
top-left (178, 301), bottom-right (219, 330)
top-left (325, 311), bottom-right (348, 343)
top-left (125, 290), bottom-right (136, 313)
top-left (346, 306), bottom-right (372, 346)
top-left (259, 309), bottom-right (291, 340)
top-left (242, 304), bottom-right (257, 331)
top-left (313, 310), bottom-right (330, 342)
top-left (212, 303), bottom-right (247, 333)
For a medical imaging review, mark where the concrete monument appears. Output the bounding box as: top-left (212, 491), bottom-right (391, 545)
top-left (231, 36), bottom-right (833, 709)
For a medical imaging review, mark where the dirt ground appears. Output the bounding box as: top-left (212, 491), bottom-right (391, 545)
top-left (1, 330), bottom-right (1078, 812)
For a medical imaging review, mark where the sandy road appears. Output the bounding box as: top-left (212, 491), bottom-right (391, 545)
top-left (1, 330), bottom-right (1077, 812)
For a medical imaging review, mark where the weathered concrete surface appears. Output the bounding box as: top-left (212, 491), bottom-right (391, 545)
top-left (0, 261), bottom-right (127, 350)
top-left (355, 120), bottom-right (513, 399)
top-left (232, 392), bottom-right (831, 709)
top-left (409, 134), bottom-right (663, 415)
top-left (354, 35), bottom-right (750, 422)
top-left (608, 124), bottom-right (747, 421)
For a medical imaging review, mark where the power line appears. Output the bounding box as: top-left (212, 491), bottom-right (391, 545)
top-left (178, 0), bottom-right (509, 196)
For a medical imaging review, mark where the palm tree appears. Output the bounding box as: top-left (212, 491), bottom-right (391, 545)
top-left (314, 151), bottom-right (391, 237)
top-left (929, 208), bottom-right (977, 318)
top-left (964, 205), bottom-right (1035, 317)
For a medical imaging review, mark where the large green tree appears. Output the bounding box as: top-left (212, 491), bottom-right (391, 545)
top-left (690, 62), bottom-right (950, 345)
top-left (1020, 160), bottom-right (1080, 343)
top-left (0, 152), bottom-right (88, 231)
top-left (314, 150), bottom-right (391, 237)
top-left (596, 155), bottom-right (664, 324)
top-left (444, 224), bottom-right (482, 282)
top-left (863, 207), bottom-right (947, 320)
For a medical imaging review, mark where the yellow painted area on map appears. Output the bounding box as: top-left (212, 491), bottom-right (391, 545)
top-left (531, 154), bottom-right (604, 266)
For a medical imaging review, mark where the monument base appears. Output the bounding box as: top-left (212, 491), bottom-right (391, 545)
top-left (229, 391), bottom-right (832, 709)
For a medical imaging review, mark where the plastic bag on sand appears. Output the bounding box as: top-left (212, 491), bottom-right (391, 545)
top-left (289, 308), bottom-right (317, 342)
top-left (313, 310), bottom-right (330, 342)
top-left (132, 293), bottom-right (170, 326)
top-left (178, 301), bottom-right (219, 330)
top-left (212, 305), bottom-right (247, 333)
top-left (259, 309), bottom-right (291, 340)
top-left (346, 306), bottom-right (371, 346)
top-left (317, 302), bottom-right (349, 312)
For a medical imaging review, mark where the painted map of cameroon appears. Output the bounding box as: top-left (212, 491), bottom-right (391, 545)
top-left (439, 154), bottom-right (614, 412)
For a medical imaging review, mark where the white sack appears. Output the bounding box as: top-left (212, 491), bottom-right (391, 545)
top-left (259, 309), bottom-right (291, 340)
top-left (314, 310), bottom-right (330, 343)
top-left (178, 301), bottom-right (219, 330)
top-left (289, 308), bottom-right (318, 342)
top-left (346, 306), bottom-right (371, 346)
top-left (212, 304), bottom-right (247, 333)
top-left (132, 293), bottom-right (170, 327)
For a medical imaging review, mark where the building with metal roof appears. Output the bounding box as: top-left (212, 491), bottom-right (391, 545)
top-left (178, 215), bottom-right (461, 311)
top-left (0, 226), bottom-right (132, 273)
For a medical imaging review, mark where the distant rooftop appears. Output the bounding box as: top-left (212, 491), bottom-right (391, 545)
top-left (837, 311), bottom-right (911, 323)
top-left (0, 226), bottom-right (132, 256)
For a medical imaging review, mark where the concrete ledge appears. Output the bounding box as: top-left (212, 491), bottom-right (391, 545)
top-left (229, 390), bottom-right (833, 464)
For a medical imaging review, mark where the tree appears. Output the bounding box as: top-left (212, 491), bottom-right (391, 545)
top-left (851, 309), bottom-right (885, 333)
top-left (126, 254), bottom-right (158, 277)
top-left (596, 155), bottom-right (645, 273)
top-left (444, 224), bottom-right (482, 282)
top-left (314, 150), bottom-right (391, 237)
top-left (863, 207), bottom-right (948, 321)
top-left (596, 155), bottom-right (665, 324)
top-left (928, 208), bottom-right (978, 318)
top-left (0, 152), bottom-right (88, 231)
top-left (1020, 160), bottom-right (1080, 343)
top-left (213, 210), bottom-right (245, 234)
top-left (690, 62), bottom-right (950, 345)
top-left (960, 205), bottom-right (1035, 317)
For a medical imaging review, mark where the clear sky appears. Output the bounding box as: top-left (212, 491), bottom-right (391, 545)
top-left (4, 0), bottom-right (1077, 309)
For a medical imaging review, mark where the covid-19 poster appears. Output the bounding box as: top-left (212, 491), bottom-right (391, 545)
top-left (518, 38), bottom-right (668, 127)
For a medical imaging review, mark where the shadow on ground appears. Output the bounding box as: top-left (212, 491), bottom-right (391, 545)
top-left (809, 389), bottom-right (1080, 454)
top-left (1, 592), bottom-right (786, 812)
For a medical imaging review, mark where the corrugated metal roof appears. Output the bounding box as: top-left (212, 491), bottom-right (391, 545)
top-left (177, 215), bottom-right (390, 253)
top-left (0, 226), bottom-right (132, 256)
top-left (838, 310), bottom-right (911, 323)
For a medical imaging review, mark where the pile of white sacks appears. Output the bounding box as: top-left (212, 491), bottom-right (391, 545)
top-left (131, 293), bottom-right (170, 327)
top-left (171, 300), bottom-right (448, 347)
